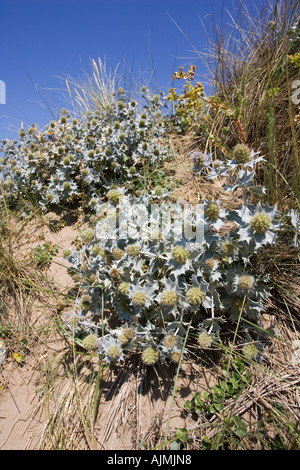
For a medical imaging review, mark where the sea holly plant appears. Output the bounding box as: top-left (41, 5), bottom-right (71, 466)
top-left (198, 144), bottom-right (266, 203)
top-left (0, 87), bottom-right (173, 212)
top-left (60, 173), bottom-right (296, 367)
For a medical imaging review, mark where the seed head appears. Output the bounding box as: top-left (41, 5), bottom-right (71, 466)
top-left (242, 343), bottom-right (258, 360)
top-left (81, 228), bottom-right (95, 243)
top-left (45, 192), bottom-right (54, 202)
top-left (160, 290), bottom-right (178, 307)
top-left (163, 334), bottom-right (177, 349)
top-left (205, 258), bottom-right (217, 270)
top-left (171, 246), bottom-right (190, 264)
top-left (117, 100), bottom-right (125, 110)
top-left (186, 287), bottom-right (205, 306)
top-left (81, 168), bottom-right (89, 177)
top-left (63, 181), bottom-right (71, 191)
top-left (121, 328), bottom-right (135, 343)
top-left (250, 213), bottom-right (271, 234)
top-left (82, 334), bottom-right (97, 350)
top-left (63, 248), bottom-right (72, 257)
top-left (141, 347), bottom-right (160, 366)
top-left (197, 331), bottom-right (213, 348)
top-left (92, 245), bottom-right (102, 256)
top-left (118, 282), bottom-right (130, 295)
top-left (107, 344), bottom-right (122, 361)
top-left (233, 144), bottom-right (251, 164)
top-left (132, 291), bottom-right (147, 306)
top-left (149, 229), bottom-right (162, 242)
top-left (110, 267), bottom-right (121, 280)
top-left (170, 351), bottom-right (181, 363)
top-left (154, 185), bottom-right (163, 196)
top-left (238, 275), bottom-right (254, 290)
top-left (80, 295), bottom-right (92, 309)
top-left (107, 189), bottom-right (122, 205)
top-left (112, 247), bottom-right (124, 260)
top-left (221, 241), bottom-right (235, 257)
top-left (125, 244), bottom-right (140, 257)
top-left (205, 202), bottom-right (220, 221)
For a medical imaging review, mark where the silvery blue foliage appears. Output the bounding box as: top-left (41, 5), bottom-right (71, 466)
top-left (0, 88), bottom-right (173, 210)
top-left (289, 209), bottom-right (300, 247)
top-left (62, 180), bottom-right (284, 364)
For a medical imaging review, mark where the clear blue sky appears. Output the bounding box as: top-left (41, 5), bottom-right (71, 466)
top-left (0, 0), bottom-right (266, 141)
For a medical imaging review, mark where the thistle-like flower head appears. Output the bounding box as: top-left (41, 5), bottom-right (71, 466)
top-left (141, 346), bottom-right (160, 366)
top-left (82, 334), bottom-right (98, 350)
top-left (233, 144), bottom-right (252, 164)
top-left (242, 342), bottom-right (259, 360)
top-left (197, 331), bottom-right (213, 348)
top-left (186, 287), bottom-right (205, 306)
top-left (159, 289), bottom-right (178, 307)
top-left (171, 246), bottom-right (190, 264)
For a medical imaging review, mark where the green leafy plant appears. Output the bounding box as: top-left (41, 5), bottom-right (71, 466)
top-left (32, 242), bottom-right (59, 269)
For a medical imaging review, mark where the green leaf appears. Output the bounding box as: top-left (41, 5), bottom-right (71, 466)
top-left (176, 428), bottom-right (189, 443)
top-left (232, 415), bottom-right (247, 437)
top-left (184, 400), bottom-right (192, 410)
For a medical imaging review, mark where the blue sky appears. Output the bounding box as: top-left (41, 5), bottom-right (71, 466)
top-left (0, 0), bottom-right (266, 141)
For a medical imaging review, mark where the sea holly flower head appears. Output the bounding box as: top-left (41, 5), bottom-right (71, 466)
top-left (171, 246), bottom-right (190, 264)
top-left (186, 287), bottom-right (205, 306)
top-left (116, 327), bottom-right (136, 346)
top-left (129, 282), bottom-right (157, 310)
top-left (190, 150), bottom-right (212, 174)
top-left (232, 143), bottom-right (252, 164)
top-left (234, 202), bottom-right (280, 248)
top-left (205, 201), bottom-right (220, 221)
top-left (141, 346), bottom-right (160, 366)
top-left (159, 289), bottom-right (178, 307)
top-left (242, 342), bottom-right (260, 361)
top-left (203, 200), bottom-right (227, 231)
top-left (162, 333), bottom-right (178, 349)
top-left (118, 281), bottom-right (131, 295)
top-left (101, 336), bottom-right (124, 363)
top-left (197, 331), bottom-right (213, 348)
top-left (82, 333), bottom-right (98, 350)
